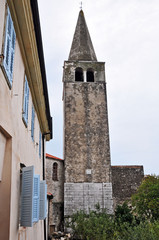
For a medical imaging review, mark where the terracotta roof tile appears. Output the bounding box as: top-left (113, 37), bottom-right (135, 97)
top-left (46, 153), bottom-right (63, 161)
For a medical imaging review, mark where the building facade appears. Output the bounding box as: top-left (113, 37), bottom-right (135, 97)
top-left (63, 10), bottom-right (114, 217)
top-left (0, 1), bottom-right (52, 240)
top-left (46, 154), bottom-right (64, 233)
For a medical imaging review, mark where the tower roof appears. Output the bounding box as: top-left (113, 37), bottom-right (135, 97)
top-left (68, 10), bottom-right (97, 61)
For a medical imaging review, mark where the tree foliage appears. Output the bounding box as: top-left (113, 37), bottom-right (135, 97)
top-left (67, 207), bottom-right (159, 240)
top-left (132, 175), bottom-right (159, 221)
top-left (115, 202), bottom-right (133, 225)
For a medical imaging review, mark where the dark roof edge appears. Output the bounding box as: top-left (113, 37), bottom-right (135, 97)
top-left (30, 0), bottom-right (52, 139)
top-left (112, 165), bottom-right (143, 169)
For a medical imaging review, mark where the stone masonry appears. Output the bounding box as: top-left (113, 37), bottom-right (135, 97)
top-left (112, 165), bottom-right (144, 208)
top-left (63, 10), bottom-right (113, 217)
top-left (64, 62), bottom-right (111, 184)
top-left (46, 154), bottom-right (64, 232)
top-left (64, 183), bottom-right (113, 216)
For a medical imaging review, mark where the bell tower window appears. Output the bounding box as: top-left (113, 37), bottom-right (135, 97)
top-left (87, 68), bottom-right (94, 82)
top-left (52, 162), bottom-right (58, 181)
top-left (75, 67), bottom-right (84, 82)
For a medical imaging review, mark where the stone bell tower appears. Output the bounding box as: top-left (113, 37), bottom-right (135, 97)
top-left (63, 10), bottom-right (113, 216)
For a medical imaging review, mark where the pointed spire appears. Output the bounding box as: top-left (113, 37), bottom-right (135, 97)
top-left (68, 10), bottom-right (97, 61)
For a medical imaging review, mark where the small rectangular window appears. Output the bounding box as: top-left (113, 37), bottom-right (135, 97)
top-left (22, 75), bottom-right (29, 126)
top-left (1, 6), bottom-right (16, 87)
top-left (31, 106), bottom-right (35, 141)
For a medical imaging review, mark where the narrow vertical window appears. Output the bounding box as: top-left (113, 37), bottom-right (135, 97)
top-left (2, 7), bottom-right (16, 87)
top-left (22, 76), bottom-right (29, 125)
top-left (75, 67), bottom-right (84, 82)
top-left (31, 106), bottom-right (35, 141)
top-left (87, 68), bottom-right (94, 82)
top-left (39, 131), bottom-right (41, 158)
top-left (52, 163), bottom-right (58, 181)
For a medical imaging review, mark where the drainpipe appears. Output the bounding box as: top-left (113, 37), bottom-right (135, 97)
top-left (42, 132), bottom-right (51, 240)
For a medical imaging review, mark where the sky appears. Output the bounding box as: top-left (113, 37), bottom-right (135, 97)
top-left (38, 0), bottom-right (159, 175)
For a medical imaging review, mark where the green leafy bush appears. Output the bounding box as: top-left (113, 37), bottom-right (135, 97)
top-left (115, 202), bottom-right (133, 225)
top-left (67, 207), bottom-right (159, 240)
top-left (132, 175), bottom-right (159, 221)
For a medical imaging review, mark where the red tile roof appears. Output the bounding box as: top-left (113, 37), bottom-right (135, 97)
top-left (47, 192), bottom-right (53, 196)
top-left (46, 153), bottom-right (63, 161)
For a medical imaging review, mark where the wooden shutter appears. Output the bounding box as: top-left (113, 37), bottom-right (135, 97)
top-left (32, 175), bottom-right (40, 222)
top-left (31, 106), bottom-right (35, 141)
top-left (3, 7), bottom-right (16, 86)
top-left (21, 166), bottom-right (34, 227)
top-left (23, 76), bottom-right (29, 125)
top-left (39, 131), bottom-right (42, 158)
top-left (39, 180), bottom-right (47, 220)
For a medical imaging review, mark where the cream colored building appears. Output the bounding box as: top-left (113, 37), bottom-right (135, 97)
top-left (0, 0), bottom-right (52, 240)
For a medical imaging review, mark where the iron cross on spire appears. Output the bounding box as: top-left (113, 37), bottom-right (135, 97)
top-left (80, 1), bottom-right (83, 10)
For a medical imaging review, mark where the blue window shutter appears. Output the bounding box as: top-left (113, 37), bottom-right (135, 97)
top-left (39, 131), bottom-right (41, 158)
top-left (21, 166), bottom-right (34, 227)
top-left (39, 181), bottom-right (47, 220)
top-left (32, 174), bottom-right (40, 223)
top-left (31, 106), bottom-right (35, 141)
top-left (23, 76), bottom-right (29, 125)
top-left (3, 7), bottom-right (16, 87)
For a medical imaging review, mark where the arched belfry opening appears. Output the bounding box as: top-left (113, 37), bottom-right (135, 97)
top-left (75, 67), bottom-right (84, 82)
top-left (52, 162), bottom-right (58, 181)
top-left (87, 68), bottom-right (94, 82)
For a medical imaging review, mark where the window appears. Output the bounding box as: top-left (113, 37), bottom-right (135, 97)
top-left (75, 67), bottom-right (84, 82)
top-left (31, 106), bottom-right (35, 141)
top-left (39, 131), bottom-right (42, 158)
top-left (87, 68), bottom-right (94, 82)
top-left (52, 162), bottom-right (58, 181)
top-left (20, 166), bottom-right (47, 227)
top-left (1, 6), bottom-right (16, 87)
top-left (22, 76), bottom-right (29, 125)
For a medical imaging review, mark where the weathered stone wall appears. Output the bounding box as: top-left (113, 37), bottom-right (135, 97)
top-left (112, 166), bottom-right (144, 208)
top-left (63, 61), bottom-right (112, 184)
top-left (46, 157), bottom-right (64, 232)
top-left (64, 183), bottom-right (113, 216)
top-left (63, 60), bottom-right (113, 216)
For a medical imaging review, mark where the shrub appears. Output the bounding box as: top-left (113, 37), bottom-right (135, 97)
top-left (132, 175), bottom-right (159, 221)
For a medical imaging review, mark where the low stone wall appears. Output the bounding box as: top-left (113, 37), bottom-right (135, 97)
top-left (112, 165), bottom-right (144, 208)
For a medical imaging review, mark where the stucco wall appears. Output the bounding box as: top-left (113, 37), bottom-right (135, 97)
top-left (0, 1), bottom-right (45, 239)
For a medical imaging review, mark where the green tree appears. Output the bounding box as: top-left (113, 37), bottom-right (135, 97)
top-left (115, 202), bottom-right (133, 225)
top-left (132, 175), bottom-right (159, 221)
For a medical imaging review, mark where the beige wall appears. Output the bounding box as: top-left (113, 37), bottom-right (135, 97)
top-left (0, 1), bottom-right (45, 239)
